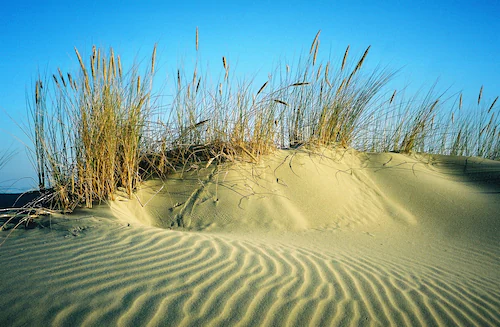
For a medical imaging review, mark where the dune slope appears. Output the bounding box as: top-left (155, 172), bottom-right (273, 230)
top-left (1, 148), bottom-right (499, 326)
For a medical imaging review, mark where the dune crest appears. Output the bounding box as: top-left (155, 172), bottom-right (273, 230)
top-left (111, 148), bottom-right (500, 238)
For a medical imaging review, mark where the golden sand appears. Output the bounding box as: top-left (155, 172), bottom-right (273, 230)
top-left (1, 148), bottom-right (499, 326)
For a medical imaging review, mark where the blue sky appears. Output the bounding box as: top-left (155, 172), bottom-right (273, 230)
top-left (1, 0), bottom-right (499, 192)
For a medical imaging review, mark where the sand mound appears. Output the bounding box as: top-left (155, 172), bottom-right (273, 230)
top-left (112, 148), bottom-right (500, 239)
top-left (111, 148), bottom-right (407, 231)
top-left (1, 148), bottom-right (499, 326)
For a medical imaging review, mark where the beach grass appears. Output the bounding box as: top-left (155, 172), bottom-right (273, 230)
top-left (30, 46), bottom-right (156, 210)
top-left (0, 149), bottom-right (16, 172)
top-left (28, 30), bottom-right (499, 211)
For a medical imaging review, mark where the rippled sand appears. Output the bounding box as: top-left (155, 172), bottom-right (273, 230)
top-left (1, 149), bottom-right (499, 326)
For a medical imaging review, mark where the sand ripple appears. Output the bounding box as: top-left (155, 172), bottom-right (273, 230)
top-left (1, 222), bottom-right (498, 326)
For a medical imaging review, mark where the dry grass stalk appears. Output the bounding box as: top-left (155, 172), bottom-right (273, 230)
top-left (390, 90), bottom-right (396, 104)
top-left (316, 64), bottom-right (322, 80)
top-left (355, 46), bottom-right (371, 72)
top-left (0, 149), bottom-right (16, 172)
top-left (324, 62), bottom-right (331, 86)
top-left (290, 82), bottom-right (309, 87)
top-left (74, 48), bottom-right (89, 90)
top-left (57, 68), bottom-right (66, 87)
top-left (110, 48), bottom-right (116, 79)
top-left (344, 45), bottom-right (372, 89)
top-left (487, 112), bottom-right (495, 130)
top-left (222, 56), bottom-right (229, 80)
top-left (256, 81), bottom-right (268, 96)
top-left (52, 75), bottom-right (60, 88)
top-left (196, 27), bottom-right (199, 51)
top-left (91, 46), bottom-right (96, 81)
top-left (196, 78), bottom-right (201, 93)
top-left (478, 85), bottom-right (483, 105)
top-left (35, 81), bottom-right (41, 104)
top-left (313, 40), bottom-right (320, 66)
top-left (96, 48), bottom-right (101, 74)
top-left (274, 99), bottom-right (289, 106)
top-left (342, 45), bottom-right (350, 71)
top-left (488, 96), bottom-right (498, 113)
top-left (309, 30), bottom-right (321, 55)
top-left (117, 56), bottom-right (122, 78)
top-left (151, 44), bottom-right (157, 74)
top-left (192, 67), bottom-right (197, 84)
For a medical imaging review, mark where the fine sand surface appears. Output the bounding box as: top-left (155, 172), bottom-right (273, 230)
top-left (1, 148), bottom-right (499, 326)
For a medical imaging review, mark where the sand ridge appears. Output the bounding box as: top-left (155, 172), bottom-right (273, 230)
top-left (111, 148), bottom-right (500, 238)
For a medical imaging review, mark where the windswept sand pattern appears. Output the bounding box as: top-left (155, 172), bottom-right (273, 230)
top-left (1, 221), bottom-right (498, 326)
top-left (1, 151), bottom-right (499, 326)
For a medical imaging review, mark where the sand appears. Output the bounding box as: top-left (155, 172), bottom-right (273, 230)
top-left (1, 148), bottom-right (499, 326)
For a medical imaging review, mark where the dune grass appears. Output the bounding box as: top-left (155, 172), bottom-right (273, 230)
top-left (0, 149), bottom-right (16, 172)
top-left (28, 30), bottom-right (499, 211)
top-left (30, 46), bottom-right (156, 210)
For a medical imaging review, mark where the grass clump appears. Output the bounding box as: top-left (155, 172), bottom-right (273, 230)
top-left (447, 92), bottom-right (499, 159)
top-left (31, 46), bottom-right (157, 209)
top-left (28, 30), bottom-right (499, 212)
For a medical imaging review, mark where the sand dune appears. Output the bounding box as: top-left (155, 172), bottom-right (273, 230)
top-left (1, 148), bottom-right (499, 326)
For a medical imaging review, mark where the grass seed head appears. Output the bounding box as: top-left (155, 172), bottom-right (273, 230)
top-left (310, 30), bottom-right (321, 55)
top-left (151, 44), bottom-right (157, 74)
top-left (342, 45), bottom-right (350, 71)
top-left (256, 81), bottom-right (268, 96)
top-left (117, 56), bottom-right (122, 78)
top-left (35, 81), bottom-right (40, 104)
top-left (274, 99), bottom-right (288, 106)
top-left (196, 27), bottom-right (199, 51)
top-left (355, 45), bottom-right (371, 73)
top-left (58, 68), bottom-right (66, 87)
top-left (488, 96), bottom-right (498, 113)
top-left (390, 90), bottom-right (396, 104)
top-left (290, 82), bottom-right (309, 87)
top-left (313, 40), bottom-right (320, 66)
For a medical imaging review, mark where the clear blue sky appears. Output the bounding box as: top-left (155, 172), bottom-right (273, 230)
top-left (1, 0), bottom-right (499, 192)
